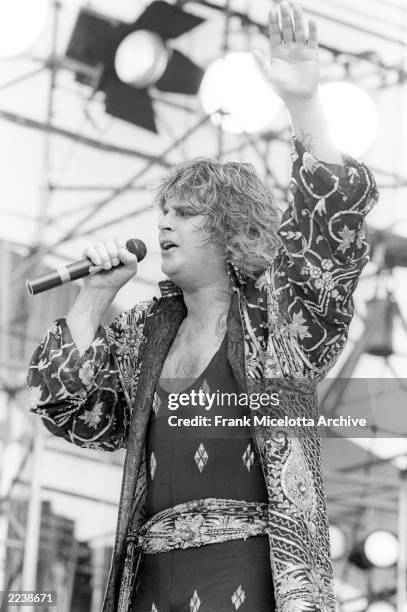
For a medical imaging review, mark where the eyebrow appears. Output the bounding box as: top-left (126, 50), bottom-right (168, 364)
top-left (162, 202), bottom-right (198, 213)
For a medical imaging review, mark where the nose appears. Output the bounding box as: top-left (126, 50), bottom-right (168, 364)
top-left (158, 209), bottom-right (174, 230)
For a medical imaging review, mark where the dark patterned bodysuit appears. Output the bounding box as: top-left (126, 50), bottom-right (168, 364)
top-left (131, 335), bottom-right (275, 611)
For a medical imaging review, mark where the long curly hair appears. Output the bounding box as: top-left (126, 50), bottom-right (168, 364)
top-left (154, 157), bottom-right (282, 278)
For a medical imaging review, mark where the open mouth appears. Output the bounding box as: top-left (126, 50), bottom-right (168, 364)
top-left (160, 241), bottom-right (178, 251)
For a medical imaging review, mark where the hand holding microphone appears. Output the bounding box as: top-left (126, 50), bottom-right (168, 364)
top-left (26, 236), bottom-right (146, 296)
top-left (83, 236), bottom-right (143, 293)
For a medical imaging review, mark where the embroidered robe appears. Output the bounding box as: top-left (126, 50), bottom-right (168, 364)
top-left (27, 139), bottom-right (378, 612)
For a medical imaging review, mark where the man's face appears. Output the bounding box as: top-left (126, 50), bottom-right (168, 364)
top-left (158, 196), bottom-right (225, 287)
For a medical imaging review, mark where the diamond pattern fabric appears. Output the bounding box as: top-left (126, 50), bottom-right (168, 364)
top-left (131, 334), bottom-right (275, 610)
top-left (194, 443), bottom-right (209, 473)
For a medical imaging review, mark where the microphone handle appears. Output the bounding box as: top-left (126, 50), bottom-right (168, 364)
top-left (26, 258), bottom-right (97, 295)
top-left (26, 239), bottom-right (146, 296)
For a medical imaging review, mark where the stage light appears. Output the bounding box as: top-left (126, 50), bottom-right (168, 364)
top-left (0, 0), bottom-right (48, 58)
top-left (350, 530), bottom-right (399, 569)
top-left (329, 525), bottom-right (347, 561)
top-left (199, 52), bottom-right (282, 134)
top-left (65, 2), bottom-right (204, 132)
top-left (364, 531), bottom-right (398, 568)
top-left (115, 30), bottom-right (169, 88)
top-left (319, 82), bottom-right (379, 157)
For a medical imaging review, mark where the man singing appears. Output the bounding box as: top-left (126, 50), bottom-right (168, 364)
top-left (28, 3), bottom-right (378, 611)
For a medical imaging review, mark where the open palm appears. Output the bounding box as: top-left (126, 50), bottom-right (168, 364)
top-left (254, 3), bottom-right (320, 103)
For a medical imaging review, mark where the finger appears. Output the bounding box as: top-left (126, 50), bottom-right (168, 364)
top-left (308, 19), bottom-right (318, 48)
top-left (85, 246), bottom-right (101, 266)
top-left (114, 234), bottom-right (127, 250)
top-left (293, 4), bottom-right (306, 43)
top-left (105, 238), bottom-right (120, 267)
top-left (118, 247), bottom-right (138, 268)
top-left (89, 264), bottom-right (104, 275)
top-left (280, 2), bottom-right (294, 43)
top-left (95, 243), bottom-right (112, 270)
top-left (268, 7), bottom-right (281, 49)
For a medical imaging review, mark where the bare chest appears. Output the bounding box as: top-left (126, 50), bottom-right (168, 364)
top-left (160, 326), bottom-right (225, 381)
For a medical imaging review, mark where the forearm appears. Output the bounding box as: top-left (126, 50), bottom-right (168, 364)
top-left (286, 94), bottom-right (342, 165)
top-left (66, 287), bottom-right (115, 355)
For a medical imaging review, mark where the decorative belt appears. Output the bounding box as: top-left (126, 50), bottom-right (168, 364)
top-left (127, 497), bottom-right (270, 555)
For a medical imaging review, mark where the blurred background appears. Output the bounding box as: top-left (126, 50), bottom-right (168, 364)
top-left (0, 0), bottom-right (407, 610)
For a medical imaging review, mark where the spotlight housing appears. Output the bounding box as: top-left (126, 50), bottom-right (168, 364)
top-left (65, 1), bottom-right (205, 132)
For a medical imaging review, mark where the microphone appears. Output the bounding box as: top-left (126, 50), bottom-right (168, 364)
top-left (25, 239), bottom-right (147, 296)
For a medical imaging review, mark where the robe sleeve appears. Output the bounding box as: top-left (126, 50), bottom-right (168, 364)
top-left (271, 138), bottom-right (379, 377)
top-left (26, 300), bottom-right (153, 451)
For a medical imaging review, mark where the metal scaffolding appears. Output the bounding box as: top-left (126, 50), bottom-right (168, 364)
top-left (0, 0), bottom-right (406, 610)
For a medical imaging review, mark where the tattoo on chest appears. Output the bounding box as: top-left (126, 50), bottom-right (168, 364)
top-left (300, 129), bottom-right (316, 155)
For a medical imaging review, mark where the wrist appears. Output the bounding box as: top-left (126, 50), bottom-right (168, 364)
top-left (69, 286), bottom-right (115, 322)
top-left (79, 284), bottom-right (117, 301)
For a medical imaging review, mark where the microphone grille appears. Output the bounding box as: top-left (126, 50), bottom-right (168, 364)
top-left (126, 239), bottom-right (147, 262)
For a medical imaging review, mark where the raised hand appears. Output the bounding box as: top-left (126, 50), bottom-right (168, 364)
top-left (254, 2), bottom-right (319, 105)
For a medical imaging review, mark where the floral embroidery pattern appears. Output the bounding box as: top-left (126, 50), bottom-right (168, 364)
top-left (288, 311), bottom-right (311, 339)
top-left (78, 402), bottom-right (104, 429)
top-left (27, 138), bottom-right (378, 612)
top-left (78, 361), bottom-right (95, 386)
top-left (337, 224), bottom-right (356, 253)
